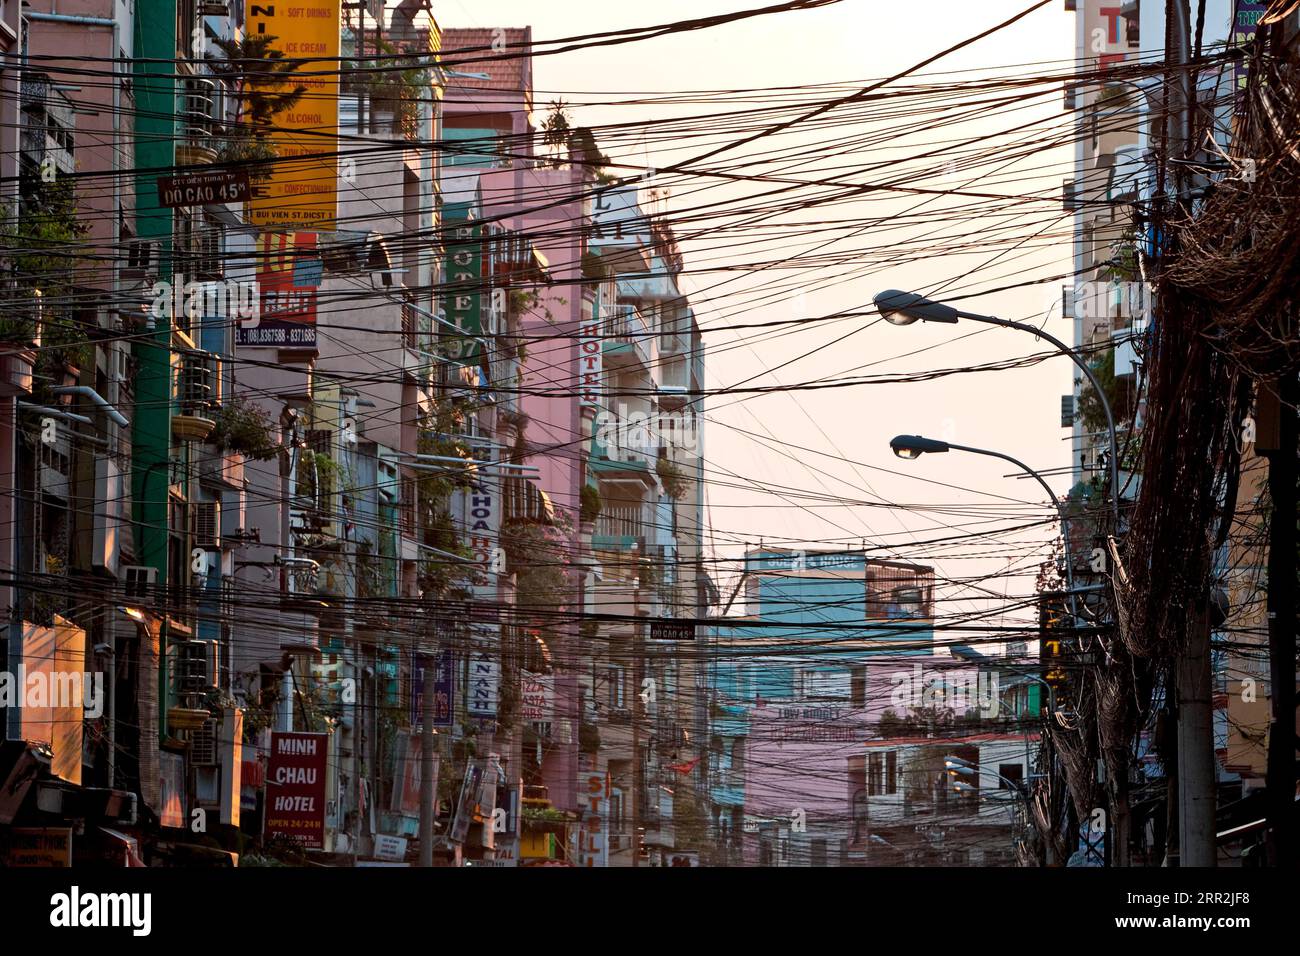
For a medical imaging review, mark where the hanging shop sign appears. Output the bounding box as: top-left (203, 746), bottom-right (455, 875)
top-left (264, 731), bottom-right (329, 849)
top-left (411, 649), bottom-right (455, 728)
top-left (467, 651), bottom-right (500, 719)
top-left (237, 231), bottom-right (320, 348)
top-left (442, 209), bottom-right (484, 364)
top-left (245, 0), bottom-right (340, 228)
top-left (520, 671), bottom-right (553, 722)
top-left (159, 168), bottom-right (250, 208)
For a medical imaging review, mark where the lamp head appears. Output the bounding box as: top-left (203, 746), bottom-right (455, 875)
top-left (890, 434), bottom-right (950, 460)
top-left (874, 289), bottom-right (960, 325)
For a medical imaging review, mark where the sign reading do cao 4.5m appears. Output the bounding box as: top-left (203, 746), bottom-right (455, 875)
top-left (264, 731), bottom-right (328, 849)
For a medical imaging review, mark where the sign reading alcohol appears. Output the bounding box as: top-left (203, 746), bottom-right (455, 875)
top-left (245, 0), bottom-right (340, 228)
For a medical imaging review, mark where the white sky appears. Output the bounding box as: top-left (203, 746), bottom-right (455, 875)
top-left (437, 1), bottom-right (1079, 639)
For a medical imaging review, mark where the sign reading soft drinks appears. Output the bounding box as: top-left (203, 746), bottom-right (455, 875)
top-left (245, 0), bottom-right (340, 228)
top-left (264, 731), bottom-right (328, 848)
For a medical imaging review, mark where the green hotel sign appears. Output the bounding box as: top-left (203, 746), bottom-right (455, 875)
top-left (444, 204), bottom-right (483, 365)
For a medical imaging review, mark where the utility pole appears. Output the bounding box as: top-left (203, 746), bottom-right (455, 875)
top-left (631, 625), bottom-right (643, 868)
top-left (1177, 599), bottom-right (1216, 865)
top-left (418, 649), bottom-right (437, 866)
top-left (1166, 0), bottom-right (1217, 868)
top-left (1259, 374), bottom-right (1296, 867)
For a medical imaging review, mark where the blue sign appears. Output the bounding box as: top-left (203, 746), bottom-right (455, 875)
top-left (412, 649), bottom-right (454, 728)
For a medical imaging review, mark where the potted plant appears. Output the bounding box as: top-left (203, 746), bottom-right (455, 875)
top-left (206, 34), bottom-right (307, 179)
top-left (656, 456), bottom-right (689, 500)
top-left (209, 394), bottom-right (279, 461)
top-left (579, 483), bottom-right (602, 535)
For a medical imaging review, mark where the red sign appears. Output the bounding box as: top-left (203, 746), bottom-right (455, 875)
top-left (264, 731), bottom-right (328, 849)
top-left (237, 232), bottom-right (320, 348)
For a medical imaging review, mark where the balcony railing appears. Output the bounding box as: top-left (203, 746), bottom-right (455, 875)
top-left (595, 505), bottom-right (644, 539)
top-left (604, 304), bottom-right (653, 368)
top-left (177, 77), bottom-right (218, 164)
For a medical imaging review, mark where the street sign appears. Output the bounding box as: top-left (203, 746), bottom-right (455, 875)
top-left (650, 620), bottom-right (695, 642)
top-left (158, 169), bottom-right (250, 208)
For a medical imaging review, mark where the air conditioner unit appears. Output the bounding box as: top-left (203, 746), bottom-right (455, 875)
top-left (175, 639), bottom-right (218, 694)
top-left (191, 716), bottom-right (220, 766)
top-left (122, 565), bottom-right (158, 603)
top-left (193, 500), bottom-right (221, 549)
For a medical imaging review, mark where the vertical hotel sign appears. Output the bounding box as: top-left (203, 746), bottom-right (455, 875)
top-left (246, 0), bottom-right (340, 228)
top-left (443, 204), bottom-right (483, 365)
top-left (264, 731), bottom-right (328, 849)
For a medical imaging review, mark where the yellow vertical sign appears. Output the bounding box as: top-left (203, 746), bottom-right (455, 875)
top-left (245, 0), bottom-right (340, 228)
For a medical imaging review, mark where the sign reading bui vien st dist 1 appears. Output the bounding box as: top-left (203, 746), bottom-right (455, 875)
top-left (245, 0), bottom-right (340, 228)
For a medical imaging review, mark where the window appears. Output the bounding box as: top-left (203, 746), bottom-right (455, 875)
top-left (609, 789), bottom-right (625, 830)
top-left (999, 763), bottom-right (1024, 791)
top-left (886, 751), bottom-right (898, 795)
top-left (810, 838), bottom-right (827, 868)
top-left (868, 752), bottom-right (884, 796)
top-left (607, 665), bottom-right (625, 710)
top-left (800, 668), bottom-right (850, 700)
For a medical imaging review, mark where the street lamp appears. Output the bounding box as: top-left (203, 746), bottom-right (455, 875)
top-left (949, 642), bottom-right (1069, 726)
top-left (945, 757), bottom-right (1033, 852)
top-left (889, 434), bottom-right (1082, 630)
top-left (875, 289), bottom-right (1121, 528)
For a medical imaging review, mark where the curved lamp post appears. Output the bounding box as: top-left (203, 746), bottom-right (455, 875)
top-left (890, 434), bottom-right (1081, 630)
top-left (874, 290), bottom-right (1121, 529)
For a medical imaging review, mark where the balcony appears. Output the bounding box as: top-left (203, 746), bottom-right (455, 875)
top-left (593, 504), bottom-right (646, 551)
top-left (176, 78), bottom-right (218, 166)
top-left (172, 353), bottom-right (217, 442)
top-left (603, 304), bottom-right (655, 371)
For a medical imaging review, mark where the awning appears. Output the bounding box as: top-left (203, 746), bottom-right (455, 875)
top-left (504, 476), bottom-right (555, 524)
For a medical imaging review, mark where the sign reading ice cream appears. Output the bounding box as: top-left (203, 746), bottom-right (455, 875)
top-left (245, 0), bottom-right (340, 227)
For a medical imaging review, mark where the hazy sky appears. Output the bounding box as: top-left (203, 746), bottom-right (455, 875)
top-left (438, 1), bottom-right (1078, 637)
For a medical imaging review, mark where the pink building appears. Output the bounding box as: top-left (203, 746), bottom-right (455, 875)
top-left (442, 29), bottom-right (590, 815)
